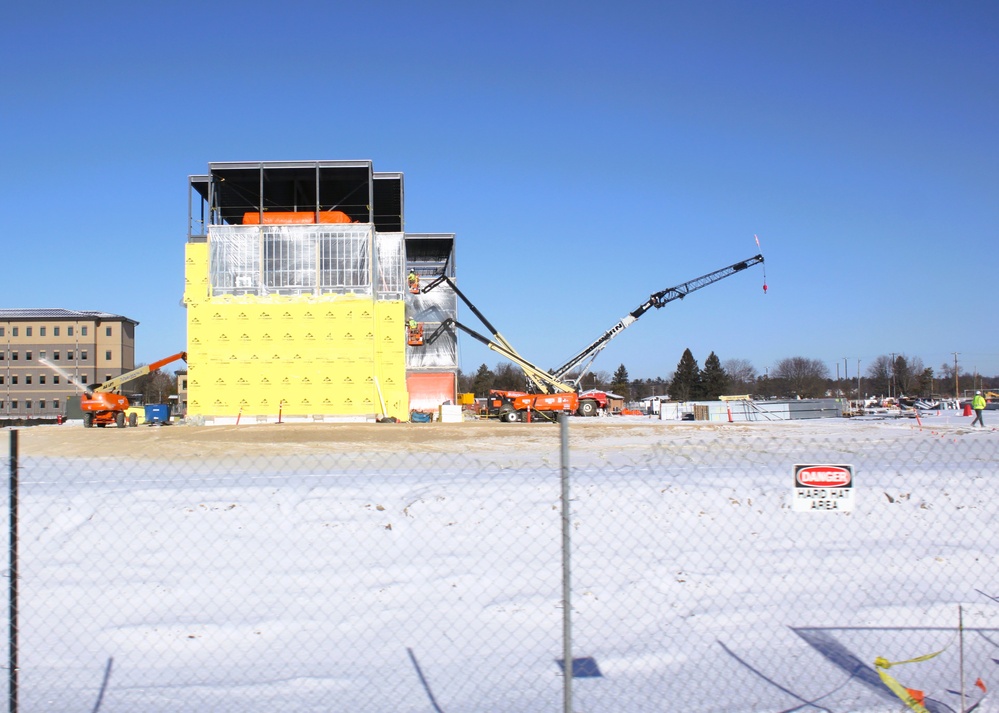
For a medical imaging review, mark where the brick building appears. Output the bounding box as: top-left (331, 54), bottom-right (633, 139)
top-left (0, 309), bottom-right (137, 419)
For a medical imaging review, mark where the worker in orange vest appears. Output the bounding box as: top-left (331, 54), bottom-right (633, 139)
top-left (407, 270), bottom-right (419, 293)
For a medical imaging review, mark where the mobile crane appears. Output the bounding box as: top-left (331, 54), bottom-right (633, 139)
top-left (420, 254), bottom-right (764, 421)
top-left (74, 352), bottom-right (187, 428)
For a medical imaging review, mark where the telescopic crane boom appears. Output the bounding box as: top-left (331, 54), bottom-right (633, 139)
top-left (552, 254), bottom-right (764, 386)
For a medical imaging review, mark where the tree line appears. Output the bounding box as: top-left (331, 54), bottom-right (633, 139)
top-left (458, 350), bottom-right (998, 402)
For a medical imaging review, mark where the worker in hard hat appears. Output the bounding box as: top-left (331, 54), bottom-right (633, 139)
top-left (407, 270), bottom-right (419, 293)
top-left (407, 317), bottom-right (423, 346)
top-left (971, 390), bottom-right (986, 428)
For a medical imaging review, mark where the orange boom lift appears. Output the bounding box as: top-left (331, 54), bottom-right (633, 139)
top-left (76, 352), bottom-right (188, 428)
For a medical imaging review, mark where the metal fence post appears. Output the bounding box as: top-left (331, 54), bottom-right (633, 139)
top-left (559, 413), bottom-right (572, 713)
top-left (8, 430), bottom-right (18, 713)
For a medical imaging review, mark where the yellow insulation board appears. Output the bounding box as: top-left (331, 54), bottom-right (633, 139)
top-left (183, 242), bottom-right (408, 420)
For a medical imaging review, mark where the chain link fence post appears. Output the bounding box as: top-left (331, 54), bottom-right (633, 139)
top-left (560, 412), bottom-right (572, 713)
top-left (7, 429), bottom-right (18, 713)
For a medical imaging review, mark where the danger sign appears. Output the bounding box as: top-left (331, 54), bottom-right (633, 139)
top-left (793, 464), bottom-right (854, 512)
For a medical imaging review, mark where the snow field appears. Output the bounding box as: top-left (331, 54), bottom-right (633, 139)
top-left (6, 415), bottom-right (999, 712)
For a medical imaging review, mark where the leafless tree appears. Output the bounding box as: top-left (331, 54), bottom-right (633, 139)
top-left (771, 357), bottom-right (829, 398)
top-left (722, 358), bottom-right (756, 393)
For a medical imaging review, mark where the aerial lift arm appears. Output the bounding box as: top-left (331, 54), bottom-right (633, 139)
top-left (422, 274), bottom-right (521, 359)
top-left (551, 254), bottom-right (765, 385)
top-left (422, 273), bottom-right (557, 393)
top-left (92, 351), bottom-right (188, 394)
top-left (424, 319), bottom-right (575, 395)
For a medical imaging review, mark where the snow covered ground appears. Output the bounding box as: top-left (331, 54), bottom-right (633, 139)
top-left (5, 412), bottom-right (998, 712)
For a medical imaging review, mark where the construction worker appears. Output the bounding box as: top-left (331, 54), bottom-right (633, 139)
top-left (971, 390), bottom-right (986, 427)
top-left (407, 270), bottom-right (419, 293)
top-left (407, 317), bottom-right (423, 346)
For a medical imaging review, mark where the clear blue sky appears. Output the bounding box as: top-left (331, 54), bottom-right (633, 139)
top-left (4, 1), bottom-right (997, 382)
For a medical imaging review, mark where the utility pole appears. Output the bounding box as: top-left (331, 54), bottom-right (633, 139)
top-left (857, 359), bottom-right (862, 402)
top-left (889, 352), bottom-right (896, 400)
top-left (952, 352), bottom-right (960, 399)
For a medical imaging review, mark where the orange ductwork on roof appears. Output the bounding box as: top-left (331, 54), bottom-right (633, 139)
top-left (242, 211), bottom-right (354, 225)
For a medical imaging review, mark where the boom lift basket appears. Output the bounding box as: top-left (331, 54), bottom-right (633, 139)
top-left (407, 323), bottom-right (425, 346)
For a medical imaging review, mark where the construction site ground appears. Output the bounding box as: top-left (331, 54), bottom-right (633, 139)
top-left (15, 417), bottom-right (731, 460)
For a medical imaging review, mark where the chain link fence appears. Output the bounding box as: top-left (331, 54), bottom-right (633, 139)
top-left (4, 419), bottom-right (998, 712)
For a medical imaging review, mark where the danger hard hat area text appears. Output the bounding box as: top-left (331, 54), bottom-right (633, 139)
top-left (793, 486), bottom-right (855, 512)
top-left (796, 488), bottom-right (848, 499)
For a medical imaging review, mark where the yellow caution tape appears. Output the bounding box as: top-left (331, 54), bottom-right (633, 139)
top-left (873, 649), bottom-right (945, 713)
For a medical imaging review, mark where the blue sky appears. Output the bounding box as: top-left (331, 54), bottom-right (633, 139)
top-left (4, 1), bottom-right (996, 383)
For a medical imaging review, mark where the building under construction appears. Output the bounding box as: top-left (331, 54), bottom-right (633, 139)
top-left (185, 160), bottom-right (458, 422)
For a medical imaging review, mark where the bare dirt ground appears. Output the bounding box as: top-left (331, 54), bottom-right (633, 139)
top-left (11, 417), bottom-right (743, 460)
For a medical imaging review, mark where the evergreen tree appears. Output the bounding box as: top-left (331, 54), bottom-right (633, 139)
top-left (700, 351), bottom-right (729, 400)
top-left (470, 364), bottom-right (494, 396)
top-left (610, 364), bottom-right (630, 398)
top-left (669, 349), bottom-right (701, 401)
top-left (918, 367), bottom-right (934, 397)
top-left (893, 355), bottom-right (910, 397)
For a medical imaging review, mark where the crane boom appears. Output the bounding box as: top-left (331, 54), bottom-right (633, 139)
top-left (551, 254), bottom-right (764, 384)
top-left (93, 351), bottom-right (188, 394)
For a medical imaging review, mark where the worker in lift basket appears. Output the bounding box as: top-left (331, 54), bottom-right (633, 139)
top-left (971, 391), bottom-right (986, 428)
top-left (407, 270), bottom-right (419, 293)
